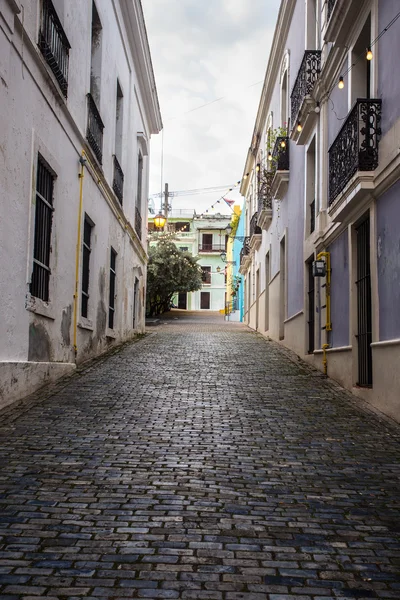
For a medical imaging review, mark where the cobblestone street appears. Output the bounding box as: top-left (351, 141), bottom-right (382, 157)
top-left (0, 313), bottom-right (399, 600)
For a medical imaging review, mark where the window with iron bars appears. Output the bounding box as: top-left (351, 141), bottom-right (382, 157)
top-left (30, 156), bottom-right (55, 301)
top-left (108, 248), bottom-right (117, 329)
top-left (81, 216), bottom-right (93, 318)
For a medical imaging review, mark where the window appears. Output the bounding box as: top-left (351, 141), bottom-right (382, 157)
top-left (201, 266), bottom-right (211, 284)
top-left (30, 156), bottom-right (55, 301)
top-left (179, 246), bottom-right (189, 252)
top-left (201, 233), bottom-right (213, 251)
top-left (135, 152), bottom-right (143, 239)
top-left (174, 221), bottom-right (190, 232)
top-left (38, 0), bottom-right (70, 97)
top-left (108, 248), bottom-right (117, 329)
top-left (306, 137), bottom-right (316, 236)
top-left (113, 80), bottom-right (124, 204)
top-left (133, 277), bottom-right (139, 328)
top-left (81, 216), bottom-right (93, 318)
top-left (90, 2), bottom-right (102, 106)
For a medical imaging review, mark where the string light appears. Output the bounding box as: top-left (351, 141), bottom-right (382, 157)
top-left (256, 164), bottom-right (260, 172)
top-left (297, 121), bottom-right (302, 132)
top-left (280, 139), bottom-right (286, 148)
top-left (268, 152), bottom-right (273, 161)
top-left (366, 48), bottom-right (373, 60)
top-left (338, 76), bottom-right (344, 89)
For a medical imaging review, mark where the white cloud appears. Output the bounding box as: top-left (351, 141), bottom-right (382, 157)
top-left (142, 0), bottom-right (281, 211)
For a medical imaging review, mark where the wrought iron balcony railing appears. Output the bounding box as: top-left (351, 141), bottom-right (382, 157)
top-left (39, 0), bottom-right (70, 97)
top-left (328, 99), bottom-right (382, 206)
top-left (135, 206), bottom-right (142, 239)
top-left (240, 237), bottom-right (250, 264)
top-left (198, 244), bottom-right (226, 253)
top-left (290, 50), bottom-right (321, 126)
top-left (250, 212), bottom-right (262, 237)
top-left (112, 155), bottom-right (124, 204)
top-left (86, 93), bottom-right (104, 164)
top-left (327, 0), bottom-right (336, 21)
top-left (257, 170), bottom-right (274, 213)
top-left (272, 137), bottom-right (290, 171)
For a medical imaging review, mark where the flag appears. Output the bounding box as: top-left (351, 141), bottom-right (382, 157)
top-left (224, 198), bottom-right (235, 207)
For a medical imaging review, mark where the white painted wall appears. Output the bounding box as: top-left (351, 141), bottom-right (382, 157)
top-left (0, 0), bottom-right (161, 408)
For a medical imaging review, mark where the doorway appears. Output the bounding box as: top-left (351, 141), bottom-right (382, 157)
top-left (178, 292), bottom-right (187, 309)
top-left (200, 291), bottom-right (210, 309)
top-left (356, 216), bottom-right (372, 386)
top-left (279, 237), bottom-right (286, 340)
top-left (307, 259), bottom-right (315, 353)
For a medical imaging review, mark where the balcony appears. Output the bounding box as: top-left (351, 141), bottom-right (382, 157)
top-left (257, 170), bottom-right (274, 230)
top-left (249, 212), bottom-right (262, 251)
top-left (270, 137), bottom-right (290, 200)
top-left (325, 0), bottom-right (360, 45)
top-left (327, 0), bottom-right (336, 21)
top-left (290, 51), bottom-right (321, 144)
top-left (328, 98), bottom-right (382, 222)
top-left (239, 237), bottom-right (251, 274)
top-left (39, 0), bottom-right (70, 97)
top-left (112, 155), bottom-right (124, 205)
top-left (198, 244), bottom-right (226, 253)
top-left (135, 206), bottom-right (142, 240)
top-left (86, 93), bottom-right (104, 164)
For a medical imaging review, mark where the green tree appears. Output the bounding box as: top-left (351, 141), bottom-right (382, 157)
top-left (146, 239), bottom-right (203, 316)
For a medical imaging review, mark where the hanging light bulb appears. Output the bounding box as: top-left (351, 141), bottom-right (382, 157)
top-left (338, 76), bottom-right (345, 89)
top-left (280, 139), bottom-right (286, 148)
top-left (243, 173), bottom-right (248, 180)
top-left (297, 121), bottom-right (302, 133)
top-left (366, 48), bottom-right (373, 61)
top-left (268, 152), bottom-right (273, 161)
top-left (256, 164), bottom-right (260, 172)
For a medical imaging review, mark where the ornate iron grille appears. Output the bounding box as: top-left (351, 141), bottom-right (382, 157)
top-left (250, 212), bottom-right (262, 237)
top-left (257, 169), bottom-right (274, 213)
top-left (30, 157), bottom-right (54, 301)
top-left (81, 217), bottom-right (92, 318)
top-left (272, 137), bottom-right (290, 171)
top-left (290, 50), bottom-right (321, 126)
top-left (240, 237), bottom-right (250, 264)
top-left (327, 0), bottom-right (336, 21)
top-left (328, 99), bottom-right (382, 206)
top-left (108, 248), bottom-right (117, 330)
top-left (112, 155), bottom-right (124, 204)
top-left (86, 93), bottom-right (104, 164)
top-left (135, 206), bottom-right (142, 240)
top-left (39, 0), bottom-right (70, 97)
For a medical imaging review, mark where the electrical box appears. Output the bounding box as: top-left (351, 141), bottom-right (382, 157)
top-left (313, 259), bottom-right (326, 277)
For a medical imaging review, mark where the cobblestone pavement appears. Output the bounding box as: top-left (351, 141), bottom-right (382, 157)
top-left (0, 313), bottom-right (400, 600)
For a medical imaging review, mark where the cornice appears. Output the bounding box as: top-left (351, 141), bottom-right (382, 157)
top-left (118, 0), bottom-right (163, 135)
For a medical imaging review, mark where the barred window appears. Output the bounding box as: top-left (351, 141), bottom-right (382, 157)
top-left (30, 156), bottom-right (55, 301)
top-left (108, 248), bottom-right (117, 329)
top-left (81, 216), bottom-right (93, 318)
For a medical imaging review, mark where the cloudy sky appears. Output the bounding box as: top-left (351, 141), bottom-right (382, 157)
top-left (142, 0), bottom-right (281, 214)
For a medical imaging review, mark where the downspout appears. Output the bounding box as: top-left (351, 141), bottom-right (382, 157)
top-left (73, 151), bottom-right (86, 360)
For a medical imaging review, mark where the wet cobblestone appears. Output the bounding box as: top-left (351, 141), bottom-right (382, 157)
top-left (0, 315), bottom-right (399, 599)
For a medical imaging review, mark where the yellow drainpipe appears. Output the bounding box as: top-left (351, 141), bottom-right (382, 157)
top-left (317, 251), bottom-right (331, 375)
top-left (73, 151), bottom-right (86, 359)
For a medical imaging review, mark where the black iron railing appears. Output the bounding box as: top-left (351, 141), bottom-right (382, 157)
top-left (135, 206), bottom-right (142, 239)
top-left (199, 244), bottom-right (226, 252)
top-left (39, 0), bottom-right (70, 97)
top-left (290, 50), bottom-right (321, 127)
top-left (272, 137), bottom-right (290, 171)
top-left (327, 0), bottom-right (336, 21)
top-left (86, 93), bottom-right (104, 164)
top-left (240, 237), bottom-right (250, 264)
top-left (250, 212), bottom-right (262, 237)
top-left (328, 98), bottom-right (382, 205)
top-left (257, 170), bottom-right (274, 213)
top-left (112, 155), bottom-right (124, 204)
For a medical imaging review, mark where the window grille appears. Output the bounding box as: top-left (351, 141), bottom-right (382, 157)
top-left (81, 217), bottom-right (93, 318)
top-left (39, 0), bottom-right (70, 97)
top-left (108, 248), bottom-right (117, 329)
top-left (30, 157), bottom-right (54, 301)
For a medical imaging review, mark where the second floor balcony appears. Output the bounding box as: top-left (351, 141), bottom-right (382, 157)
top-left (198, 243), bottom-right (226, 253)
top-left (86, 93), bottom-right (104, 164)
top-left (270, 137), bottom-right (290, 200)
top-left (112, 155), bottom-right (124, 205)
top-left (135, 206), bottom-right (142, 240)
top-left (290, 50), bottom-right (321, 144)
top-left (257, 170), bottom-right (274, 230)
top-left (249, 212), bottom-right (262, 251)
top-left (328, 98), bottom-right (382, 221)
top-left (239, 237), bottom-right (251, 274)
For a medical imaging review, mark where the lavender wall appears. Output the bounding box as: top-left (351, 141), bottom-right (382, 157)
top-left (287, 143), bottom-right (305, 317)
top-left (378, 0), bottom-right (400, 135)
top-left (377, 179), bottom-right (400, 341)
top-left (327, 58), bottom-right (348, 148)
top-left (328, 231), bottom-right (349, 348)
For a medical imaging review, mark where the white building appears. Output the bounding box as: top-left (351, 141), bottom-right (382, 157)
top-left (148, 211), bottom-right (231, 311)
top-left (239, 0), bottom-right (400, 421)
top-left (0, 0), bottom-right (162, 409)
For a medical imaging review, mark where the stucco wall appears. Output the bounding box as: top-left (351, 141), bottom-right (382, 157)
top-left (378, 0), bottom-right (400, 135)
top-left (287, 144), bottom-right (305, 318)
top-left (376, 178), bottom-right (400, 341)
top-left (328, 230), bottom-right (350, 347)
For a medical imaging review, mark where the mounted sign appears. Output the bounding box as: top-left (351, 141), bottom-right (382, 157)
top-left (312, 259), bottom-right (326, 277)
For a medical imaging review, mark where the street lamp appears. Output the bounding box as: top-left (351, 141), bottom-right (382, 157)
top-left (154, 213), bottom-right (167, 229)
top-left (220, 251), bottom-right (227, 262)
top-left (225, 224), bottom-right (232, 236)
